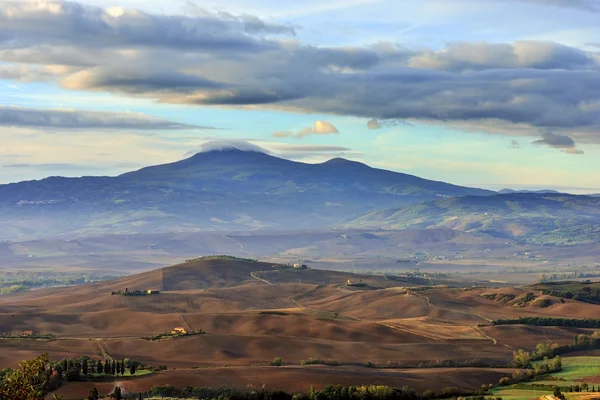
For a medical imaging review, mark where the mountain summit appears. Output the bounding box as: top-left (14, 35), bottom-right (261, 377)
top-left (0, 149), bottom-right (492, 240)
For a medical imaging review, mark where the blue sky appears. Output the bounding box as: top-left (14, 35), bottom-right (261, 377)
top-left (1, 0), bottom-right (600, 192)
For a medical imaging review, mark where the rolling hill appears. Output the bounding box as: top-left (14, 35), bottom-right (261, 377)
top-left (0, 146), bottom-right (491, 240)
top-left (342, 193), bottom-right (600, 245)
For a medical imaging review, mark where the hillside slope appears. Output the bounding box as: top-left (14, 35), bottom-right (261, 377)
top-left (343, 193), bottom-right (600, 245)
top-left (0, 147), bottom-right (491, 240)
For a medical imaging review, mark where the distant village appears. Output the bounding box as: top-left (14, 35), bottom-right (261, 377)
top-left (111, 288), bottom-right (160, 296)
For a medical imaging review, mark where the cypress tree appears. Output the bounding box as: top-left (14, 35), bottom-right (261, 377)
top-left (104, 360), bottom-right (111, 375)
top-left (114, 386), bottom-right (122, 400)
top-left (121, 359), bottom-right (125, 375)
top-left (82, 359), bottom-right (88, 375)
top-left (88, 387), bottom-right (99, 400)
top-left (97, 360), bottom-right (103, 374)
top-left (61, 359), bottom-right (68, 375)
top-left (112, 360), bottom-right (116, 375)
top-left (129, 363), bottom-right (136, 376)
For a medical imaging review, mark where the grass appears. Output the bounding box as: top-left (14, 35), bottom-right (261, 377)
top-left (491, 357), bottom-right (600, 400)
top-left (549, 357), bottom-right (600, 381)
top-left (492, 387), bottom-right (553, 400)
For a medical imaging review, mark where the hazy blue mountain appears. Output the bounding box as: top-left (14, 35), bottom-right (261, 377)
top-left (497, 189), bottom-right (562, 194)
top-left (0, 148), bottom-right (492, 240)
top-left (342, 193), bottom-right (600, 245)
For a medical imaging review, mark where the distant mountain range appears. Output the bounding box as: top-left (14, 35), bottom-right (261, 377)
top-left (2, 147), bottom-right (599, 244)
top-left (0, 148), bottom-right (491, 240)
top-left (342, 193), bottom-right (600, 245)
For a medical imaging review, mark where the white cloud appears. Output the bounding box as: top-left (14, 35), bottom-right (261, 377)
top-left (273, 120), bottom-right (340, 139)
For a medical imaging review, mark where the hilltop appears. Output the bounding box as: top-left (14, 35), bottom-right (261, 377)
top-left (0, 147), bottom-right (490, 240)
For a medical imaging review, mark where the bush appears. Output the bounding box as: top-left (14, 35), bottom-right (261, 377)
top-left (271, 357), bottom-right (283, 367)
top-left (537, 299), bottom-right (552, 308)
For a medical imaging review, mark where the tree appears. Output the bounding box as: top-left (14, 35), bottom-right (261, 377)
top-left (512, 349), bottom-right (532, 368)
top-left (61, 359), bottom-right (67, 376)
top-left (111, 361), bottom-right (116, 375)
top-left (96, 360), bottom-right (103, 375)
top-left (121, 360), bottom-right (126, 375)
top-left (82, 359), bottom-right (88, 375)
top-left (54, 364), bottom-right (63, 380)
top-left (271, 357), bottom-right (283, 367)
top-left (129, 363), bottom-right (136, 376)
top-left (103, 360), bottom-right (111, 375)
top-left (0, 353), bottom-right (52, 400)
top-left (114, 386), bottom-right (122, 400)
top-left (88, 387), bottom-right (99, 400)
top-left (553, 387), bottom-right (565, 400)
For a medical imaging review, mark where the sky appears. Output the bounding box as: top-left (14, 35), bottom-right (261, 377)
top-left (1, 0), bottom-right (600, 192)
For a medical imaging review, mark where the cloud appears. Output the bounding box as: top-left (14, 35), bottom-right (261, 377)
top-left (0, 106), bottom-right (210, 130)
top-left (2, 162), bottom-right (105, 170)
top-left (407, 41), bottom-right (596, 72)
top-left (367, 119), bottom-right (381, 129)
top-left (268, 145), bottom-right (351, 152)
top-left (197, 140), bottom-right (270, 154)
top-left (2, 1), bottom-right (600, 144)
top-left (532, 132), bottom-right (576, 148)
top-left (532, 131), bottom-right (585, 154)
top-left (273, 121), bottom-right (339, 139)
top-left (509, 140), bottom-right (521, 148)
top-left (561, 148), bottom-right (585, 154)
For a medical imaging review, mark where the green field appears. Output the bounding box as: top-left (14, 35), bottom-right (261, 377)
top-left (492, 387), bottom-right (553, 400)
top-left (493, 357), bottom-right (600, 400)
top-left (550, 357), bottom-right (600, 381)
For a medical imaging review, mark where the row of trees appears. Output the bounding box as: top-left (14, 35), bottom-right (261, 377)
top-left (143, 384), bottom-right (500, 400)
top-left (491, 317), bottom-right (600, 328)
top-left (0, 354), bottom-right (146, 400)
top-left (51, 357), bottom-right (137, 382)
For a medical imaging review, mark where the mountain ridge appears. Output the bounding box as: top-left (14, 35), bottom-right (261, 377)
top-left (0, 148), bottom-right (492, 241)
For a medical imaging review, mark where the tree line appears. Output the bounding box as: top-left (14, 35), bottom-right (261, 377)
top-left (0, 354), bottom-right (147, 400)
top-left (50, 356), bottom-right (139, 382)
top-left (143, 384), bottom-right (502, 400)
top-left (491, 317), bottom-right (600, 328)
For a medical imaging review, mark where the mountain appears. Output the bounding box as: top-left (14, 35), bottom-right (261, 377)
top-left (0, 148), bottom-right (492, 240)
top-left (497, 189), bottom-right (562, 194)
top-left (342, 193), bottom-right (600, 245)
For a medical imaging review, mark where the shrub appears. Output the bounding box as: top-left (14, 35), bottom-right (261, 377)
top-left (271, 357), bottom-right (283, 367)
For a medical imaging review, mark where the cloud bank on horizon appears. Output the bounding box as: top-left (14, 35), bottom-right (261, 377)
top-left (0, 0), bottom-right (599, 189)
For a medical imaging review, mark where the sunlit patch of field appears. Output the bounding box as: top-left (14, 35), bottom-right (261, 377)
top-left (380, 317), bottom-right (488, 340)
top-left (492, 388), bottom-right (553, 400)
top-left (549, 357), bottom-right (600, 381)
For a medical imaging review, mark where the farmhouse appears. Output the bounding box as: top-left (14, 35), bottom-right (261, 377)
top-left (171, 327), bottom-right (187, 334)
top-left (147, 289), bottom-right (160, 294)
top-left (21, 330), bottom-right (34, 337)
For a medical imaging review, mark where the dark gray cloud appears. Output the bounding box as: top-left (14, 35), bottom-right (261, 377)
top-left (1, 1), bottom-right (600, 145)
top-left (532, 131), bottom-right (584, 154)
top-left (0, 106), bottom-right (210, 130)
top-left (532, 132), bottom-right (576, 148)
